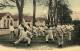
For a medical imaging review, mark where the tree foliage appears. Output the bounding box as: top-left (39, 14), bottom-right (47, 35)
top-left (57, 0), bottom-right (72, 24)
top-left (0, 0), bottom-right (15, 9)
top-left (10, 0), bottom-right (24, 24)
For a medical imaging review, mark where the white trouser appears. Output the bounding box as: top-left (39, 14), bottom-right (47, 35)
top-left (33, 31), bottom-right (38, 37)
top-left (30, 34), bottom-right (33, 39)
top-left (46, 34), bottom-right (54, 41)
top-left (14, 36), bottom-right (31, 44)
top-left (9, 31), bottom-right (15, 41)
top-left (57, 34), bottom-right (64, 45)
top-left (39, 31), bottom-right (45, 36)
top-left (68, 31), bottom-right (72, 41)
top-left (53, 32), bottom-right (57, 38)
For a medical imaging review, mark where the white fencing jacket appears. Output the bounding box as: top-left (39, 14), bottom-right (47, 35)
top-left (9, 25), bottom-right (14, 31)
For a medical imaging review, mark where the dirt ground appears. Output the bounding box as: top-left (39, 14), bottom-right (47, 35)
top-left (0, 30), bottom-right (80, 51)
top-left (0, 45), bottom-right (80, 51)
top-left (0, 35), bottom-right (80, 51)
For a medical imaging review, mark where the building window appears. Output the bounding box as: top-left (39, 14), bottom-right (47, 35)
top-left (4, 19), bottom-right (6, 28)
top-left (7, 19), bottom-right (9, 28)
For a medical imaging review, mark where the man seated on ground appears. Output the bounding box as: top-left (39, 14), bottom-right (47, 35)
top-left (13, 24), bottom-right (32, 46)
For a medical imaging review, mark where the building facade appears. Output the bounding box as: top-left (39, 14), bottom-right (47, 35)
top-left (0, 13), bottom-right (14, 28)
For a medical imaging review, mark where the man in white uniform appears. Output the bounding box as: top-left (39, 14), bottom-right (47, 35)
top-left (46, 27), bottom-right (54, 43)
top-left (26, 23), bottom-right (33, 38)
top-left (18, 24), bottom-right (24, 38)
top-left (43, 26), bottom-right (48, 35)
top-left (26, 23), bottom-right (32, 32)
top-left (14, 27), bottom-right (32, 46)
top-left (66, 24), bottom-right (74, 41)
top-left (32, 26), bottom-right (39, 37)
top-left (56, 25), bottom-right (64, 48)
top-left (9, 23), bottom-right (15, 41)
top-left (38, 26), bottom-right (45, 36)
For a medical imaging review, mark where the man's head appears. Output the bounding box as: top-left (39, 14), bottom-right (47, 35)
top-left (24, 27), bottom-right (27, 31)
top-left (27, 23), bottom-right (30, 27)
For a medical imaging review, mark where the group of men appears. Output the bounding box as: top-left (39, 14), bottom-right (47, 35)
top-left (9, 22), bottom-right (74, 47)
top-left (54, 24), bottom-right (74, 47)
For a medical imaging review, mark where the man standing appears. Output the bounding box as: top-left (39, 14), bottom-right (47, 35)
top-left (46, 27), bottom-right (54, 43)
top-left (18, 24), bottom-right (24, 38)
top-left (38, 26), bottom-right (45, 36)
top-left (66, 24), bottom-right (74, 41)
top-left (56, 25), bottom-right (64, 48)
top-left (9, 23), bottom-right (15, 41)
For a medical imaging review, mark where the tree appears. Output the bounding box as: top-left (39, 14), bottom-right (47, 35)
top-left (36, 0), bottom-right (49, 6)
top-left (0, 0), bottom-right (24, 25)
top-left (0, 0), bottom-right (15, 9)
top-left (37, 0), bottom-right (72, 26)
top-left (0, 0), bottom-right (24, 37)
top-left (57, 0), bottom-right (72, 25)
top-left (46, 0), bottom-right (58, 27)
top-left (47, 0), bottom-right (54, 27)
top-left (10, 0), bottom-right (24, 25)
top-left (7, 0), bottom-right (24, 37)
top-left (33, 0), bottom-right (36, 26)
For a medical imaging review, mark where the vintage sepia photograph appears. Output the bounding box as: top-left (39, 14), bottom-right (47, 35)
top-left (0, 0), bottom-right (80, 51)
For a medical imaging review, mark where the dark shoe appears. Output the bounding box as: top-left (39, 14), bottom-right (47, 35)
top-left (52, 41), bottom-right (55, 43)
top-left (58, 44), bottom-right (63, 48)
top-left (46, 41), bottom-right (49, 43)
top-left (12, 42), bottom-right (16, 46)
top-left (13, 44), bottom-right (16, 46)
top-left (27, 44), bottom-right (30, 46)
top-left (31, 38), bottom-right (32, 40)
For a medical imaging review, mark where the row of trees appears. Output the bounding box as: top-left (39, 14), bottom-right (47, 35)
top-left (35, 0), bottom-right (72, 26)
top-left (0, 0), bottom-right (72, 26)
top-left (46, 0), bottom-right (72, 26)
top-left (57, 0), bottom-right (72, 25)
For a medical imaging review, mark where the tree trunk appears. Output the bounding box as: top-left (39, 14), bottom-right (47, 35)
top-left (16, 0), bottom-right (24, 37)
top-left (16, 0), bottom-right (24, 25)
top-left (18, 7), bottom-right (23, 25)
top-left (33, 0), bottom-right (36, 26)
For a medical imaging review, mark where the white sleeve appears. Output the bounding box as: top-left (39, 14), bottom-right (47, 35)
top-left (27, 31), bottom-right (32, 35)
top-left (18, 25), bottom-right (21, 29)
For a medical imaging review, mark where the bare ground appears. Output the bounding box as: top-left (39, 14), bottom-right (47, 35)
top-left (0, 44), bottom-right (80, 51)
top-left (0, 32), bottom-right (80, 51)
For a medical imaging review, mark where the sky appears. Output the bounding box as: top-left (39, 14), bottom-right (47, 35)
top-left (69, 0), bottom-right (80, 11)
top-left (0, 0), bottom-right (80, 20)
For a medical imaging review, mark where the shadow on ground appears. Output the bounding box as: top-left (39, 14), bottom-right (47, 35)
top-left (0, 34), bottom-right (79, 49)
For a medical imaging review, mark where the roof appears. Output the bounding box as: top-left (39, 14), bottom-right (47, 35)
top-left (0, 13), bottom-right (7, 17)
top-left (12, 15), bottom-right (33, 22)
top-left (0, 12), bottom-right (12, 20)
top-left (0, 12), bottom-right (45, 22)
top-left (12, 15), bottom-right (46, 22)
top-left (0, 13), bottom-right (33, 22)
top-left (0, 12), bottom-right (11, 17)
top-left (36, 17), bottom-right (46, 21)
